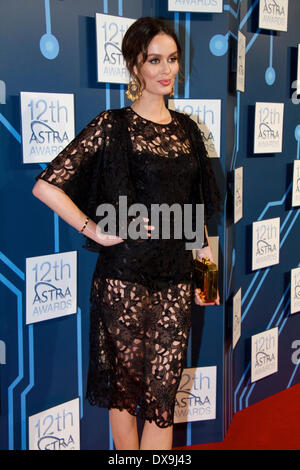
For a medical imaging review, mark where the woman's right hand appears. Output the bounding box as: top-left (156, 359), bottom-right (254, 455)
top-left (31, 181), bottom-right (155, 248)
top-left (95, 217), bottom-right (155, 247)
top-left (95, 232), bottom-right (125, 246)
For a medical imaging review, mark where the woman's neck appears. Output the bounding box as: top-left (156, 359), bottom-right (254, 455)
top-left (130, 94), bottom-right (171, 124)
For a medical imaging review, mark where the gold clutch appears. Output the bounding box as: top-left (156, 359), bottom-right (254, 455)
top-left (193, 257), bottom-right (218, 302)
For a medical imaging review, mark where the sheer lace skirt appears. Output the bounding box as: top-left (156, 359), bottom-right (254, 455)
top-left (86, 276), bottom-right (193, 428)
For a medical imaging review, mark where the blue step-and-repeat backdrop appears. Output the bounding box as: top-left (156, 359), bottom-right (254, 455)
top-left (0, 0), bottom-right (299, 450)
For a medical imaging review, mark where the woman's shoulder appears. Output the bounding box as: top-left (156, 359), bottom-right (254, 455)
top-left (84, 108), bottom-right (126, 133)
top-left (91, 107), bottom-right (124, 124)
top-left (99, 107), bottom-right (127, 118)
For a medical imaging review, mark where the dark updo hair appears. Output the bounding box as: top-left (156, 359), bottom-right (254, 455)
top-left (122, 17), bottom-right (181, 91)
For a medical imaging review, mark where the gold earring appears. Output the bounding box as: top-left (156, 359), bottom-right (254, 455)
top-left (126, 79), bottom-right (142, 102)
top-left (169, 84), bottom-right (175, 97)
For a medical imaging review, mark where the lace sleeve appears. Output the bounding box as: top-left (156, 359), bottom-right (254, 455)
top-left (35, 111), bottom-right (111, 217)
top-left (186, 117), bottom-right (222, 223)
top-left (97, 110), bottom-right (137, 239)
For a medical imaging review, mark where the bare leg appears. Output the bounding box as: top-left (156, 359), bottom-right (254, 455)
top-left (140, 421), bottom-right (173, 450)
top-left (109, 408), bottom-right (139, 450)
top-left (102, 279), bottom-right (146, 450)
top-left (139, 283), bottom-right (191, 450)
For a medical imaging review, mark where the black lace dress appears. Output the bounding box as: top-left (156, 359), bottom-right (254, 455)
top-left (35, 106), bottom-right (220, 428)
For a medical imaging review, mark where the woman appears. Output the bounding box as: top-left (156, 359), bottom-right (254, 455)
top-left (32, 17), bottom-right (221, 450)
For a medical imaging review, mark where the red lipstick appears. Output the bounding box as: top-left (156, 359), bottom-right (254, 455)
top-left (158, 80), bottom-right (171, 86)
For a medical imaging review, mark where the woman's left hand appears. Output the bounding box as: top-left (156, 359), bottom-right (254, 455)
top-left (194, 245), bottom-right (220, 306)
top-left (194, 288), bottom-right (220, 306)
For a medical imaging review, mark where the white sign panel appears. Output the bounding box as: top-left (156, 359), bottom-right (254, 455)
top-left (168, 0), bottom-right (223, 13)
top-left (236, 31), bottom-right (246, 92)
top-left (251, 327), bottom-right (278, 382)
top-left (234, 166), bottom-right (243, 223)
top-left (259, 0), bottom-right (289, 32)
top-left (26, 251), bottom-right (77, 324)
top-left (96, 13), bottom-right (135, 84)
top-left (169, 99), bottom-right (221, 158)
top-left (292, 160), bottom-right (300, 207)
top-left (233, 288), bottom-right (241, 349)
top-left (21, 92), bottom-right (75, 164)
top-left (29, 398), bottom-right (80, 450)
top-left (174, 366), bottom-right (217, 423)
top-left (252, 217), bottom-right (280, 271)
top-left (291, 267), bottom-right (300, 314)
top-left (209, 235), bottom-right (219, 267)
top-left (297, 45), bottom-right (300, 96)
top-left (254, 102), bottom-right (284, 154)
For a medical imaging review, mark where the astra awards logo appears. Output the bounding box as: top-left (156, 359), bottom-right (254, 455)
top-left (259, 0), bottom-right (288, 31)
top-left (291, 267), bottom-right (300, 314)
top-left (233, 287), bottom-right (242, 349)
top-left (237, 31), bottom-right (246, 93)
top-left (174, 366), bottom-right (216, 423)
top-left (29, 399), bottom-right (80, 450)
top-left (251, 327), bottom-right (278, 382)
top-left (252, 218), bottom-right (280, 271)
top-left (234, 166), bottom-right (243, 223)
top-left (26, 251), bottom-right (77, 324)
top-left (96, 13), bottom-right (135, 84)
top-left (262, 0), bottom-right (286, 16)
top-left (292, 160), bottom-right (300, 207)
top-left (295, 168), bottom-right (300, 193)
top-left (258, 116), bottom-right (280, 140)
top-left (293, 277), bottom-right (300, 301)
top-left (254, 103), bottom-right (284, 154)
top-left (21, 91), bottom-right (75, 164)
top-left (256, 227), bottom-right (277, 255)
top-left (169, 99), bottom-right (221, 158)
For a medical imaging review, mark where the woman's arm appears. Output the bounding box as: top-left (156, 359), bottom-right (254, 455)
top-left (196, 225), bottom-right (212, 261)
top-left (32, 179), bottom-right (125, 247)
top-left (194, 225), bottom-right (220, 306)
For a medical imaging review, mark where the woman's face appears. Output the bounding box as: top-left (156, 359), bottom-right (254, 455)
top-left (134, 33), bottom-right (179, 97)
